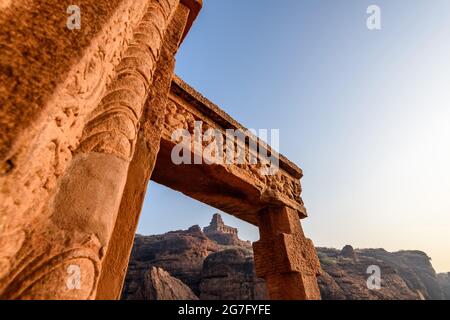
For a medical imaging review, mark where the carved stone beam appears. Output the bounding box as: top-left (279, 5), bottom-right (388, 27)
top-left (152, 76), bottom-right (308, 225)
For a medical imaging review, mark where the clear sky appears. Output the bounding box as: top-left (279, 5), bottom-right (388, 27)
top-left (137, 0), bottom-right (450, 273)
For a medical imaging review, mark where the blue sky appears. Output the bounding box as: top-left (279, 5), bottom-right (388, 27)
top-left (137, 0), bottom-right (450, 272)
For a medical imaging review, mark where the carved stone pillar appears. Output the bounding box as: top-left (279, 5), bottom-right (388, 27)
top-left (0, 0), bottom-right (182, 299)
top-left (253, 206), bottom-right (322, 300)
top-left (95, 3), bottom-right (192, 300)
top-left (0, 0), bottom-right (151, 299)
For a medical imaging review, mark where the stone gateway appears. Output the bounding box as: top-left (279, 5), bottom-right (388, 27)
top-left (0, 0), bottom-right (321, 300)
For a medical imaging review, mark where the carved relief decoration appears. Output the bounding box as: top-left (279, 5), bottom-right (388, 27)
top-left (78, 0), bottom-right (178, 161)
top-left (162, 97), bottom-right (304, 208)
top-left (0, 0), bottom-right (179, 297)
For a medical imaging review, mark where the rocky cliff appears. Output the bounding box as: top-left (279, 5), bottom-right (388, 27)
top-left (140, 267), bottom-right (198, 300)
top-left (121, 225), bottom-right (218, 298)
top-left (316, 246), bottom-right (442, 300)
top-left (199, 248), bottom-right (268, 300)
top-left (121, 214), bottom-right (448, 300)
top-left (438, 273), bottom-right (450, 299)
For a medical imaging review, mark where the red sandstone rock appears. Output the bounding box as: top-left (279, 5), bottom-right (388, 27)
top-left (121, 227), bottom-right (219, 298)
top-left (122, 216), bottom-right (448, 300)
top-left (199, 248), bottom-right (268, 300)
top-left (438, 273), bottom-right (450, 299)
top-left (143, 267), bottom-right (198, 300)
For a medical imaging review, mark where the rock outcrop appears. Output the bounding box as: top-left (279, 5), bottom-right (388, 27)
top-left (364, 249), bottom-right (442, 299)
top-left (199, 248), bottom-right (268, 300)
top-left (340, 245), bottom-right (356, 259)
top-left (316, 247), bottom-right (439, 300)
top-left (141, 267), bottom-right (198, 300)
top-left (121, 225), bottom-right (219, 298)
top-left (438, 273), bottom-right (450, 299)
top-left (122, 214), bottom-right (448, 300)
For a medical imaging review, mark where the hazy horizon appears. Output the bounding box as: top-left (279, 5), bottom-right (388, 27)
top-left (138, 182), bottom-right (448, 273)
top-left (137, 0), bottom-right (450, 273)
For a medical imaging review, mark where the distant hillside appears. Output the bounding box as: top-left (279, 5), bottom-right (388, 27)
top-left (317, 246), bottom-right (442, 299)
top-left (438, 273), bottom-right (450, 299)
top-left (121, 214), bottom-right (448, 300)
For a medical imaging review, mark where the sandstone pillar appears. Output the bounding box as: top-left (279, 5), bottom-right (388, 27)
top-left (0, 0), bottom-right (184, 299)
top-left (253, 207), bottom-right (322, 300)
top-left (95, 3), bottom-right (191, 300)
top-left (1, 0), bottom-right (152, 299)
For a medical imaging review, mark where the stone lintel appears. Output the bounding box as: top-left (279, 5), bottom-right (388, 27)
top-left (171, 75), bottom-right (303, 180)
top-left (151, 77), bottom-right (308, 225)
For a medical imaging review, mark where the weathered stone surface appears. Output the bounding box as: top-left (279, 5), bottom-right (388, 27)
top-left (317, 248), bottom-right (420, 300)
top-left (95, 2), bottom-right (191, 300)
top-left (0, 0), bottom-right (153, 299)
top-left (121, 219), bottom-right (267, 300)
top-left (253, 207), bottom-right (321, 300)
top-left (340, 245), bottom-right (356, 259)
top-left (122, 212), bottom-right (320, 301)
top-left (437, 273), bottom-right (450, 300)
top-left (0, 0), bottom-right (200, 299)
top-left (0, 0), bottom-right (149, 163)
top-left (121, 227), bottom-right (219, 298)
top-left (361, 249), bottom-right (443, 300)
top-left (122, 217), bottom-right (449, 300)
top-left (199, 248), bottom-right (268, 300)
top-left (143, 267), bottom-right (198, 300)
top-left (316, 247), bottom-right (446, 300)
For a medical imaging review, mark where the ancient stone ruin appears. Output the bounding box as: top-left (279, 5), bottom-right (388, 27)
top-left (203, 213), bottom-right (251, 248)
top-left (0, 0), bottom-right (321, 299)
top-left (204, 213), bottom-right (238, 236)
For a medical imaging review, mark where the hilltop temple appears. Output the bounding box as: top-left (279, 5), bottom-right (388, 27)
top-left (203, 213), bottom-right (238, 236)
